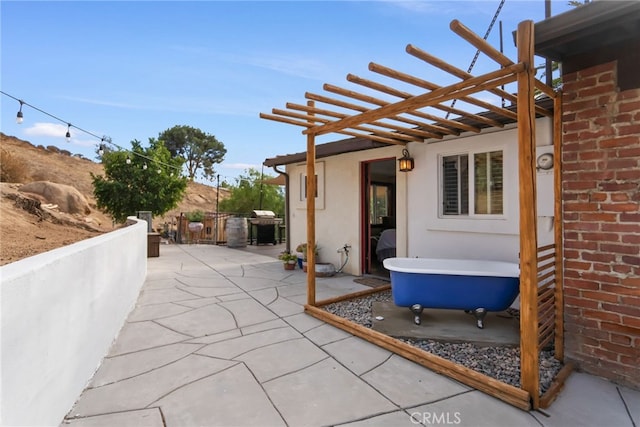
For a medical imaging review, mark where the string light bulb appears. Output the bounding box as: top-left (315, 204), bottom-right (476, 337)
top-left (98, 140), bottom-right (105, 156)
top-left (1, 91), bottom-right (181, 175)
top-left (157, 168), bottom-right (161, 174)
top-left (16, 101), bottom-right (24, 124)
top-left (143, 163), bottom-right (148, 170)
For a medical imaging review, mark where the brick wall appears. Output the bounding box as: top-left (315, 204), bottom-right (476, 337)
top-left (562, 60), bottom-right (640, 389)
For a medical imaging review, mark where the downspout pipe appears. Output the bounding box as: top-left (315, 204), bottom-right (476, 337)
top-left (272, 165), bottom-right (290, 253)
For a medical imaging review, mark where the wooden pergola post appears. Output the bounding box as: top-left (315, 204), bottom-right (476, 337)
top-left (306, 100), bottom-right (317, 306)
top-left (516, 20), bottom-right (540, 408)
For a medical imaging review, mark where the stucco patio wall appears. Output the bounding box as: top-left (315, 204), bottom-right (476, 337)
top-left (0, 217), bottom-right (148, 427)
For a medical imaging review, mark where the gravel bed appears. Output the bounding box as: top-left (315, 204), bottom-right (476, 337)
top-left (323, 290), bottom-right (563, 395)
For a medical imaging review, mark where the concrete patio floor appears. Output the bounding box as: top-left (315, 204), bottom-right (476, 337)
top-left (62, 243), bottom-right (639, 427)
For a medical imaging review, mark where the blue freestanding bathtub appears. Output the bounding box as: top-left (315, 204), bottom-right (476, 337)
top-left (382, 257), bottom-right (520, 329)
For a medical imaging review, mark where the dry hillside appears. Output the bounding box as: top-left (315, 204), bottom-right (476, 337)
top-left (0, 133), bottom-right (228, 266)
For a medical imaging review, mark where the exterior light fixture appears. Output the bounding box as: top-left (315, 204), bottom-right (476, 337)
top-left (65, 124), bottom-right (72, 142)
top-left (398, 148), bottom-right (414, 172)
top-left (16, 101), bottom-right (24, 124)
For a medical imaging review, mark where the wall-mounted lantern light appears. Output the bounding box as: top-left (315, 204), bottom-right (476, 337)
top-left (398, 148), bottom-right (414, 172)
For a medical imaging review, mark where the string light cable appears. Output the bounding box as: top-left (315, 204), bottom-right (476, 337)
top-left (0, 90), bottom-right (182, 173)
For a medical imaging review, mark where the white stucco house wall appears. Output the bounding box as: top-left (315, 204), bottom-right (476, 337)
top-left (264, 116), bottom-right (555, 277)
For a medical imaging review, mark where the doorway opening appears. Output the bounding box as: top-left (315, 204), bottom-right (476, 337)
top-left (361, 158), bottom-right (396, 278)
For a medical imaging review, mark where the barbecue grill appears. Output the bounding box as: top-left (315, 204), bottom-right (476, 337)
top-left (250, 210), bottom-right (283, 245)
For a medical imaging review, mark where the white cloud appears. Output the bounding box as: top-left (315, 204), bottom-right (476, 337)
top-left (23, 122), bottom-right (100, 149)
top-left (234, 53), bottom-right (331, 81)
top-left (224, 162), bottom-right (260, 170)
top-left (24, 122), bottom-right (69, 138)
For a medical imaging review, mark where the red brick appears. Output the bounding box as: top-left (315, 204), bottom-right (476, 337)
top-left (565, 318), bottom-right (601, 331)
top-left (617, 147), bottom-right (640, 158)
top-left (610, 333), bottom-right (632, 346)
top-left (602, 283), bottom-right (640, 295)
top-left (600, 243), bottom-right (639, 255)
top-left (579, 212), bottom-right (617, 222)
top-left (578, 150), bottom-right (607, 161)
top-left (593, 262), bottom-right (612, 273)
top-left (621, 256), bottom-right (640, 266)
top-left (564, 102), bottom-right (599, 115)
top-left (564, 202), bottom-right (600, 212)
top-left (598, 72), bottom-right (615, 83)
top-left (582, 252), bottom-right (616, 263)
top-left (579, 129), bottom-right (615, 140)
top-left (564, 120), bottom-right (591, 132)
top-left (601, 341), bottom-right (637, 356)
top-left (564, 222), bottom-right (600, 232)
top-left (565, 241), bottom-right (600, 252)
top-left (603, 303), bottom-right (640, 317)
top-left (605, 158), bottom-right (639, 170)
top-left (622, 316), bottom-right (640, 328)
top-left (600, 136), bottom-right (638, 149)
top-left (565, 306), bottom-right (583, 317)
top-left (618, 124), bottom-right (640, 136)
top-left (619, 212), bottom-right (640, 222)
top-left (565, 260), bottom-right (592, 270)
top-left (579, 62), bottom-right (616, 78)
top-left (620, 355), bottom-right (640, 367)
top-left (615, 170), bottom-right (640, 181)
top-left (613, 113), bottom-right (634, 124)
top-left (600, 181), bottom-right (637, 192)
top-left (580, 84), bottom-right (617, 98)
top-left (622, 234), bottom-right (640, 244)
top-left (582, 232), bottom-right (619, 242)
top-left (581, 271), bottom-right (624, 284)
top-left (601, 222), bottom-right (640, 233)
top-left (611, 193), bottom-right (630, 202)
top-left (577, 170), bottom-right (616, 181)
top-left (601, 322), bottom-right (640, 335)
top-left (564, 181), bottom-right (597, 191)
top-left (562, 132), bottom-right (580, 144)
top-left (621, 277), bottom-right (640, 287)
top-left (565, 278), bottom-right (600, 290)
top-left (591, 347), bottom-right (619, 362)
top-left (619, 100), bottom-right (640, 113)
top-left (600, 203), bottom-right (639, 213)
top-left (577, 107), bottom-right (607, 120)
top-left (563, 249), bottom-right (580, 259)
top-left (617, 88), bottom-right (640, 100)
top-left (563, 72), bottom-right (578, 83)
top-left (582, 290), bottom-right (618, 303)
top-left (613, 264), bottom-right (633, 275)
top-left (621, 295), bottom-right (640, 306)
top-left (583, 309), bottom-right (621, 323)
top-left (565, 296), bottom-right (599, 309)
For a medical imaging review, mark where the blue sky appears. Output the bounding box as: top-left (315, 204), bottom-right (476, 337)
top-left (1, 0), bottom-right (573, 185)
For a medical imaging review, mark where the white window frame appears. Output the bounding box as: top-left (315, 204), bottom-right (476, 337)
top-left (439, 148), bottom-right (505, 219)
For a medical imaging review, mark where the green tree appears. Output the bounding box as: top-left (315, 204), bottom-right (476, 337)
top-left (219, 168), bottom-right (284, 216)
top-left (92, 139), bottom-right (187, 223)
top-left (158, 125), bottom-right (226, 181)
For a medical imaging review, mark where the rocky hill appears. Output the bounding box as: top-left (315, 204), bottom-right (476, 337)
top-left (0, 133), bottom-right (229, 265)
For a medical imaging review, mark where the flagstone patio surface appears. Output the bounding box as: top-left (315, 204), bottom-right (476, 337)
top-left (62, 244), bottom-right (639, 427)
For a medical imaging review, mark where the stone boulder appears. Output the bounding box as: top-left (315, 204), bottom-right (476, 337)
top-left (19, 181), bottom-right (91, 215)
